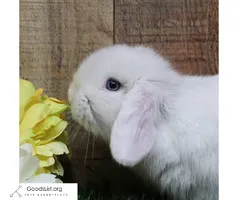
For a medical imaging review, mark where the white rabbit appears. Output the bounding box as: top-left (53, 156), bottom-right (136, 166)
top-left (68, 44), bottom-right (218, 200)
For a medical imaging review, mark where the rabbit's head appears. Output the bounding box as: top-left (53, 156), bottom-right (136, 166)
top-left (69, 44), bottom-right (180, 166)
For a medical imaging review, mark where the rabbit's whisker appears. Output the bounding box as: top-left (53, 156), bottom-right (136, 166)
top-left (92, 134), bottom-right (95, 159)
top-left (84, 132), bottom-right (90, 167)
top-left (68, 125), bottom-right (81, 145)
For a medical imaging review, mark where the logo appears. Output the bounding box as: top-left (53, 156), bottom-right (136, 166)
top-left (9, 183), bottom-right (77, 199)
top-left (10, 185), bottom-right (22, 198)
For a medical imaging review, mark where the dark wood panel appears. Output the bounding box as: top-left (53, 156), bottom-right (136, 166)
top-left (115, 0), bottom-right (218, 75)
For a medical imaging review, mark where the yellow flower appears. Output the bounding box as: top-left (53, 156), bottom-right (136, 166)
top-left (19, 79), bottom-right (70, 177)
top-left (20, 143), bottom-right (62, 183)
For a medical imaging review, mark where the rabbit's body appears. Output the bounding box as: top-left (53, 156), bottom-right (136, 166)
top-left (69, 45), bottom-right (218, 200)
top-left (133, 75), bottom-right (218, 200)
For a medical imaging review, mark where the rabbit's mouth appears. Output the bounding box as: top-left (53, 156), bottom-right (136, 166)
top-left (88, 104), bottom-right (111, 142)
top-left (70, 94), bottom-right (100, 135)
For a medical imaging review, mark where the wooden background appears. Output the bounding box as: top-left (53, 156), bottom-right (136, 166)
top-left (20, 0), bottom-right (218, 194)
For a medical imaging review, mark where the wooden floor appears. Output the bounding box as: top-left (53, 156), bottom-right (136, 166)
top-left (20, 0), bottom-right (218, 194)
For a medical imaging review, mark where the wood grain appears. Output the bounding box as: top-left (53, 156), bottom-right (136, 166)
top-left (20, 0), bottom-right (113, 99)
top-left (114, 0), bottom-right (218, 75)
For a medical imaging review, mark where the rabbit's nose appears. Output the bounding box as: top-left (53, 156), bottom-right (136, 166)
top-left (80, 96), bottom-right (88, 103)
top-left (76, 92), bottom-right (89, 104)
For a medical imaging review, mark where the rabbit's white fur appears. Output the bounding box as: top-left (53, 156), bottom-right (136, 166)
top-left (69, 44), bottom-right (218, 200)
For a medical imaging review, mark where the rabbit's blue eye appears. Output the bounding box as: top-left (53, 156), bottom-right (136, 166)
top-left (106, 79), bottom-right (121, 91)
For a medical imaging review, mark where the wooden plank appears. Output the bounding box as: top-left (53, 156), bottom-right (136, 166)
top-left (114, 0), bottom-right (218, 75)
top-left (20, 0), bottom-right (113, 99)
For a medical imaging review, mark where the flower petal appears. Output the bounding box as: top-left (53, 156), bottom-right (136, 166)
top-left (42, 141), bottom-right (69, 155)
top-left (20, 143), bottom-right (34, 154)
top-left (44, 98), bottom-right (68, 115)
top-left (48, 159), bottom-right (64, 176)
top-left (35, 146), bottom-right (53, 157)
top-left (25, 88), bottom-right (43, 111)
top-left (20, 143), bottom-right (39, 183)
top-left (55, 159), bottom-right (64, 176)
top-left (35, 167), bottom-right (51, 175)
top-left (20, 103), bottom-right (51, 133)
top-left (56, 131), bottom-right (68, 144)
top-left (20, 79), bottom-right (36, 122)
top-left (38, 155), bottom-right (55, 167)
top-left (33, 116), bottom-right (62, 136)
top-left (35, 141), bottom-right (69, 158)
top-left (48, 97), bottom-right (66, 104)
top-left (36, 120), bottom-right (68, 145)
top-left (20, 129), bottom-right (34, 145)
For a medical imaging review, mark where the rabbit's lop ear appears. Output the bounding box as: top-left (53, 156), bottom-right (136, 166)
top-left (110, 82), bottom-right (159, 167)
